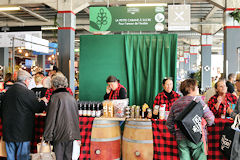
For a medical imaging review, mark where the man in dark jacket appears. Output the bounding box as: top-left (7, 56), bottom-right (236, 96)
top-left (43, 73), bottom-right (80, 160)
top-left (0, 70), bottom-right (45, 159)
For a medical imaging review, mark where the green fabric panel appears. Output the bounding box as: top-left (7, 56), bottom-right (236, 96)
top-left (124, 34), bottom-right (178, 107)
top-left (79, 35), bottom-right (128, 101)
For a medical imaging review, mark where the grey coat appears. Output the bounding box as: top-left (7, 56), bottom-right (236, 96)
top-left (43, 88), bottom-right (80, 142)
top-left (230, 98), bottom-right (240, 119)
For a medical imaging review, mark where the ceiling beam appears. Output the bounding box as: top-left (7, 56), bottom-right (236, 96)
top-left (19, 6), bottom-right (50, 22)
top-left (83, 8), bottom-right (89, 14)
top-left (73, 2), bottom-right (90, 14)
top-left (89, 0), bottom-right (208, 6)
top-left (208, 0), bottom-right (225, 10)
top-left (204, 6), bottom-right (219, 20)
top-left (0, 12), bottom-right (25, 23)
top-left (0, 18), bottom-right (89, 27)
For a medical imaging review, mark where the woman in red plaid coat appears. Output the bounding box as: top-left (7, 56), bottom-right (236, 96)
top-left (104, 75), bottom-right (127, 100)
top-left (208, 79), bottom-right (237, 118)
top-left (153, 78), bottom-right (180, 111)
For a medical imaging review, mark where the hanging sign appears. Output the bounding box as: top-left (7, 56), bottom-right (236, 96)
top-left (168, 5), bottom-right (191, 31)
top-left (32, 43), bottom-right (58, 55)
top-left (89, 6), bottom-right (165, 32)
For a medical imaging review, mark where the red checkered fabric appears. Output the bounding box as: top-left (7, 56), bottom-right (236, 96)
top-left (207, 118), bottom-right (233, 160)
top-left (153, 91), bottom-right (180, 111)
top-left (152, 118), bottom-right (231, 160)
top-left (208, 93), bottom-right (237, 118)
top-left (109, 83), bottom-right (126, 100)
top-left (45, 87), bottom-right (73, 101)
top-left (79, 117), bottom-right (95, 160)
top-left (31, 115), bottom-right (46, 153)
top-left (151, 119), bottom-right (179, 160)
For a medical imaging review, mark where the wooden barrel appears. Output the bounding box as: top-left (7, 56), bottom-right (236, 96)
top-left (122, 121), bottom-right (153, 160)
top-left (90, 120), bottom-right (121, 160)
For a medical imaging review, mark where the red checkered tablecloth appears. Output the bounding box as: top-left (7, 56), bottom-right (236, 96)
top-left (79, 117), bottom-right (95, 160)
top-left (207, 118), bottom-right (233, 160)
top-left (151, 119), bottom-right (179, 160)
top-left (152, 118), bottom-right (233, 160)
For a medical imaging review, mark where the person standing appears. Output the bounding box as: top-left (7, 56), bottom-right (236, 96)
top-left (3, 73), bottom-right (14, 90)
top-left (153, 78), bottom-right (180, 111)
top-left (31, 73), bottom-right (48, 100)
top-left (43, 74), bottom-right (80, 160)
top-left (0, 70), bottom-right (45, 160)
top-left (166, 79), bottom-right (215, 160)
top-left (226, 73), bottom-right (236, 94)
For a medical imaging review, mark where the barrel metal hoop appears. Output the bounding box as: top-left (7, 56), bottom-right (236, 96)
top-left (93, 120), bottom-right (119, 125)
top-left (127, 121), bottom-right (152, 126)
top-left (122, 137), bottom-right (153, 144)
top-left (125, 124), bottom-right (152, 130)
top-left (91, 136), bottom-right (121, 142)
top-left (92, 124), bottom-right (119, 128)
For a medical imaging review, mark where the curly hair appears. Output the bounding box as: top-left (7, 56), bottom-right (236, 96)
top-left (51, 74), bottom-right (68, 89)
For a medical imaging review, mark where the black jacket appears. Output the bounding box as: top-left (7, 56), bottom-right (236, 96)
top-left (43, 88), bottom-right (81, 142)
top-left (0, 82), bottom-right (45, 142)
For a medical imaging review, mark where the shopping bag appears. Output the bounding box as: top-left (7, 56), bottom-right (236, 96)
top-left (228, 114), bottom-right (240, 160)
top-left (220, 123), bottom-right (235, 158)
top-left (0, 136), bottom-right (7, 157)
top-left (37, 142), bottom-right (53, 153)
top-left (175, 97), bottom-right (204, 144)
top-left (31, 138), bottom-right (56, 160)
top-left (231, 114), bottom-right (240, 132)
top-left (72, 140), bottom-right (81, 160)
top-left (230, 131), bottom-right (240, 160)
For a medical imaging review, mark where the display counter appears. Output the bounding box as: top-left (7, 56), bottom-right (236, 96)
top-left (0, 116), bottom-right (232, 160)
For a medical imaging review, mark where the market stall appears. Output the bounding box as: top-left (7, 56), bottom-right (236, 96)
top-left (0, 115), bottom-right (231, 160)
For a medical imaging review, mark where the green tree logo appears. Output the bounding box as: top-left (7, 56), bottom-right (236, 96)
top-left (90, 7), bottom-right (112, 31)
top-left (96, 8), bottom-right (107, 29)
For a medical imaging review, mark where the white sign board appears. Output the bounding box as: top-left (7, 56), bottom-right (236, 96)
top-left (168, 5), bottom-right (191, 31)
top-left (25, 34), bottom-right (49, 53)
top-left (0, 31), bottom-right (42, 48)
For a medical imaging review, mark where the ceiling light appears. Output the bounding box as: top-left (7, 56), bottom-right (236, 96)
top-left (126, 3), bottom-right (167, 7)
top-left (48, 57), bottom-right (52, 61)
top-left (25, 53), bottom-right (29, 57)
top-left (0, 7), bottom-right (20, 11)
top-left (18, 49), bottom-right (22, 53)
top-left (51, 55), bottom-right (55, 58)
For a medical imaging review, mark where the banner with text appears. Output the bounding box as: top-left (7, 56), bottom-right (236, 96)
top-left (90, 6), bottom-right (165, 32)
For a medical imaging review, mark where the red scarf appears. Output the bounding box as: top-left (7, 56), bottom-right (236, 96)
top-left (109, 83), bottom-right (126, 100)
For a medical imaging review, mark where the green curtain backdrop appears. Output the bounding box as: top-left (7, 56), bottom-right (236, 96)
top-left (124, 34), bottom-right (178, 107)
top-left (79, 34), bottom-right (177, 107)
top-left (79, 35), bottom-right (128, 101)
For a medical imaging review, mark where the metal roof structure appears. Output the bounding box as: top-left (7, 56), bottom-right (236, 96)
top-left (0, 0), bottom-right (226, 52)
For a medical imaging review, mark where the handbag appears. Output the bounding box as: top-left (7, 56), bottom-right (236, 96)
top-left (231, 114), bottom-right (240, 132)
top-left (0, 136), bottom-right (7, 157)
top-left (220, 123), bottom-right (235, 158)
top-left (175, 97), bottom-right (204, 144)
top-left (31, 138), bottom-right (56, 160)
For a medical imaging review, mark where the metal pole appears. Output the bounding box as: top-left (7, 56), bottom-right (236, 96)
top-left (12, 37), bottom-right (14, 74)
